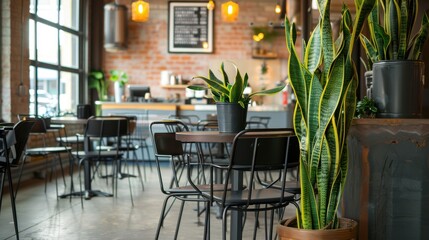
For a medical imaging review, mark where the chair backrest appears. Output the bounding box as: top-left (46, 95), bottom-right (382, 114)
top-left (17, 115), bottom-right (47, 134)
top-left (229, 129), bottom-right (293, 171)
top-left (287, 135), bottom-right (299, 168)
top-left (150, 120), bottom-right (189, 156)
top-left (196, 119), bottom-right (218, 131)
top-left (168, 114), bottom-right (200, 125)
top-left (130, 110), bottom-right (150, 139)
top-left (83, 116), bottom-right (128, 152)
top-left (108, 115), bottom-right (137, 135)
top-left (150, 120), bottom-right (190, 192)
top-left (0, 120), bottom-right (35, 165)
top-left (11, 120), bottom-right (35, 164)
top-left (222, 129), bottom-right (295, 199)
top-left (247, 116), bottom-right (271, 128)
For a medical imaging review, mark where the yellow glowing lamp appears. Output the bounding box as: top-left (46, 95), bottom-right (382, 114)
top-left (275, 3), bottom-right (281, 14)
top-left (132, 0), bottom-right (150, 22)
top-left (207, 0), bottom-right (215, 10)
top-left (221, 1), bottom-right (239, 22)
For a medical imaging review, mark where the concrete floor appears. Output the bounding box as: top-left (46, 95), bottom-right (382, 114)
top-left (0, 164), bottom-right (297, 240)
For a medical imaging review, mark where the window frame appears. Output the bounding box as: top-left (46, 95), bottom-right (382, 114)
top-left (29, 0), bottom-right (85, 116)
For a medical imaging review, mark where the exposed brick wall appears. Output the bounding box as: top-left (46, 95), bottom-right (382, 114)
top-left (103, 0), bottom-right (289, 101)
top-left (1, 0), bottom-right (29, 123)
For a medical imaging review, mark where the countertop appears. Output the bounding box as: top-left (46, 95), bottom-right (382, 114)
top-left (97, 101), bottom-right (291, 112)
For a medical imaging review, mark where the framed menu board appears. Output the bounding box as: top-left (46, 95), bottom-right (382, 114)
top-left (168, 2), bottom-right (214, 53)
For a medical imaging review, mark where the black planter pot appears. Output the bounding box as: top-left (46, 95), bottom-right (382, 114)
top-left (372, 60), bottom-right (425, 118)
top-left (216, 102), bottom-right (248, 133)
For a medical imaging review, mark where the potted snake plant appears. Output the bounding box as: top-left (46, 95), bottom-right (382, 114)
top-left (276, 0), bottom-right (375, 238)
top-left (190, 62), bottom-right (284, 133)
top-left (360, 0), bottom-right (429, 118)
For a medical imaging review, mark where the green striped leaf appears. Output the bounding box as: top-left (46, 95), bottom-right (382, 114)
top-left (397, 0), bottom-right (408, 59)
top-left (408, 12), bottom-right (429, 60)
top-left (304, 22), bottom-right (322, 73)
top-left (229, 69), bottom-right (243, 103)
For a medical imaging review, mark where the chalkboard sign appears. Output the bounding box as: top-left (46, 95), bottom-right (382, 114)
top-left (168, 2), bottom-right (214, 53)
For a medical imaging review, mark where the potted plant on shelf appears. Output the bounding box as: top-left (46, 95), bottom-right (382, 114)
top-left (355, 96), bottom-right (378, 118)
top-left (190, 62), bottom-right (285, 133)
top-left (89, 70), bottom-right (108, 101)
top-left (360, 0), bottom-right (429, 118)
top-left (109, 70), bottom-right (128, 103)
top-left (277, 0), bottom-right (375, 238)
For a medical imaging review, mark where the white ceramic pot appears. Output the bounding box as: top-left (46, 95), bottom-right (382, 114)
top-left (114, 81), bottom-right (123, 103)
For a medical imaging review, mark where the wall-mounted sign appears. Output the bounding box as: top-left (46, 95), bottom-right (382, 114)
top-left (168, 2), bottom-right (214, 53)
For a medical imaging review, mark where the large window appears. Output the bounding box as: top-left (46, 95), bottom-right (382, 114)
top-left (29, 0), bottom-right (83, 116)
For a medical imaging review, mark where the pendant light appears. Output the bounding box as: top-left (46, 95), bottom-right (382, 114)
top-left (131, 0), bottom-right (150, 22)
top-left (221, 1), bottom-right (239, 22)
top-left (207, 0), bottom-right (215, 10)
top-left (275, 1), bottom-right (282, 14)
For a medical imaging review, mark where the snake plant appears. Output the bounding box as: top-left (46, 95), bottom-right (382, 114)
top-left (284, 0), bottom-right (375, 229)
top-left (190, 62), bottom-right (285, 108)
top-left (360, 0), bottom-right (429, 70)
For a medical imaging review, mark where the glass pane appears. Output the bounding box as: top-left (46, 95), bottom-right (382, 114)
top-left (34, 68), bottom-right (58, 116)
top-left (60, 72), bottom-right (79, 115)
top-left (37, 0), bottom-right (58, 23)
top-left (37, 22), bottom-right (58, 64)
top-left (30, 0), bottom-right (36, 14)
top-left (29, 19), bottom-right (35, 60)
top-left (60, 30), bottom-right (79, 68)
top-left (29, 66), bottom-right (36, 115)
top-left (60, 0), bottom-right (79, 30)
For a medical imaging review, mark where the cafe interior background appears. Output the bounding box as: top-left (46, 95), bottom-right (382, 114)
top-left (1, 0), bottom-right (429, 122)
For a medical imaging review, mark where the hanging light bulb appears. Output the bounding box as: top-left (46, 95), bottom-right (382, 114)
top-left (275, 2), bottom-right (281, 14)
top-left (132, 0), bottom-right (150, 22)
top-left (221, 1), bottom-right (239, 22)
top-left (207, 0), bottom-right (215, 10)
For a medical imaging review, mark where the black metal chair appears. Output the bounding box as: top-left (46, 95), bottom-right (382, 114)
top-left (72, 116), bottom-right (134, 206)
top-left (197, 129), bottom-right (300, 240)
top-left (105, 114), bottom-right (145, 190)
top-left (0, 120), bottom-right (35, 239)
top-left (168, 114), bottom-right (200, 127)
top-left (150, 120), bottom-right (212, 240)
top-left (126, 111), bottom-right (153, 180)
top-left (17, 116), bottom-right (72, 197)
top-left (256, 134), bottom-right (301, 197)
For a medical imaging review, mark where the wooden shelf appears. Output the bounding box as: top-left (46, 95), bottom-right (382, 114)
top-left (161, 84), bottom-right (188, 89)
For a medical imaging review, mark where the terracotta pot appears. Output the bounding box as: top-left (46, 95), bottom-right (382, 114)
top-left (277, 217), bottom-right (358, 240)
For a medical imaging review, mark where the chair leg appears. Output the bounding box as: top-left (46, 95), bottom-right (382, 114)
top-left (155, 196), bottom-right (172, 240)
top-left (253, 210), bottom-right (260, 239)
top-left (44, 156), bottom-right (49, 193)
top-left (6, 166), bottom-right (20, 239)
top-left (56, 153), bottom-right (67, 187)
top-left (268, 209), bottom-right (275, 240)
top-left (14, 155), bottom-right (27, 199)
top-left (125, 159), bottom-right (134, 206)
top-left (222, 206), bottom-right (231, 240)
top-left (78, 159), bottom-right (84, 208)
top-left (174, 200), bottom-right (185, 240)
top-left (143, 139), bottom-right (153, 171)
top-left (0, 169), bottom-right (5, 214)
top-left (204, 201), bottom-right (211, 240)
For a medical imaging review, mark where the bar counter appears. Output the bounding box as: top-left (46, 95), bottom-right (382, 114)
top-left (97, 102), bottom-right (293, 128)
top-left (343, 118), bottom-right (429, 240)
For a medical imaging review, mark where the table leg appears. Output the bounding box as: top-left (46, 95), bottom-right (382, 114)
top-left (231, 169), bottom-right (243, 240)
